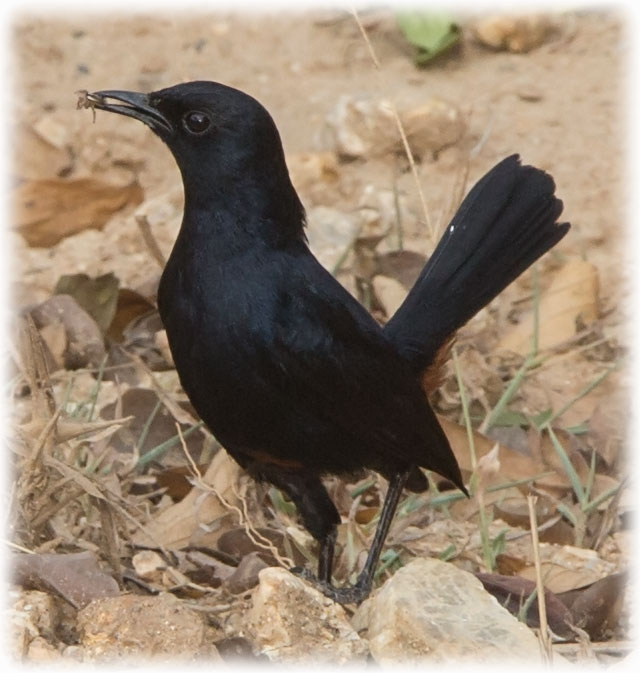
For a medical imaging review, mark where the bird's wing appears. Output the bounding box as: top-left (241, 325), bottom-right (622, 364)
top-left (247, 264), bottom-right (462, 487)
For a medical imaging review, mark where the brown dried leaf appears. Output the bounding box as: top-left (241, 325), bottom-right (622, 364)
top-left (561, 572), bottom-right (628, 641)
top-left (438, 416), bottom-right (552, 487)
top-left (587, 390), bottom-right (627, 467)
top-left (376, 250), bottom-right (427, 290)
top-left (497, 259), bottom-right (599, 355)
top-left (108, 288), bottom-right (157, 343)
top-left (13, 551), bottom-right (120, 609)
top-left (494, 493), bottom-right (556, 529)
top-left (13, 178), bottom-right (144, 247)
top-left (155, 464), bottom-right (211, 500)
top-left (216, 526), bottom-right (305, 567)
top-left (28, 295), bottom-right (106, 370)
top-left (476, 572), bottom-right (574, 638)
top-left (354, 506), bottom-right (379, 525)
top-left (518, 545), bottom-right (608, 594)
top-left (38, 321), bottom-right (67, 370)
top-left (529, 427), bottom-right (590, 485)
top-left (131, 449), bottom-right (241, 550)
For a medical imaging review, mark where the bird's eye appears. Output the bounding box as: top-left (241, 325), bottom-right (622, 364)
top-left (182, 111), bottom-right (212, 135)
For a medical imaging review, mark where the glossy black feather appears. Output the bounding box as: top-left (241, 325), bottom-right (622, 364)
top-left (87, 80), bottom-right (569, 599)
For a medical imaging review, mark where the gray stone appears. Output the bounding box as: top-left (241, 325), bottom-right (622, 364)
top-left (352, 558), bottom-right (542, 665)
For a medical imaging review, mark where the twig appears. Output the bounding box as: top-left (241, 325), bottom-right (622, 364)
top-left (135, 214), bottom-right (166, 267)
top-left (176, 422), bottom-right (203, 481)
top-left (527, 495), bottom-right (552, 664)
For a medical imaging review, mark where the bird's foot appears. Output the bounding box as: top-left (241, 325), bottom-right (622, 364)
top-left (290, 567), bottom-right (371, 605)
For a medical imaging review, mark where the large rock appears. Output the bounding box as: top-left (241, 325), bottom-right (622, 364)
top-left (78, 592), bottom-right (218, 662)
top-left (248, 567), bottom-right (368, 664)
top-left (353, 558), bottom-right (542, 665)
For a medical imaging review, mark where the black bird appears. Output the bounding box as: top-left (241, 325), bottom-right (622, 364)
top-left (80, 81), bottom-right (569, 604)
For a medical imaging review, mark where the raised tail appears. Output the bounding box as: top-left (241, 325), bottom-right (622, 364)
top-left (384, 154), bottom-right (570, 373)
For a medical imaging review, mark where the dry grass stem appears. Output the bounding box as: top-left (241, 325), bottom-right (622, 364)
top-left (527, 494), bottom-right (553, 664)
top-left (351, 8), bottom-right (435, 241)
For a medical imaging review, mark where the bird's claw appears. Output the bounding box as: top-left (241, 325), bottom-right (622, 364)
top-left (289, 567), bottom-right (371, 605)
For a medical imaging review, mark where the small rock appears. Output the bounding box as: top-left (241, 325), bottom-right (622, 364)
top-left (474, 14), bottom-right (556, 53)
top-left (27, 636), bottom-right (61, 662)
top-left (352, 558), bottom-right (542, 665)
top-left (323, 95), bottom-right (396, 159)
top-left (9, 589), bottom-right (60, 659)
top-left (306, 206), bottom-right (359, 271)
top-left (62, 645), bottom-right (85, 661)
top-left (400, 99), bottom-right (465, 158)
top-left (248, 567), bottom-right (369, 664)
top-left (131, 550), bottom-right (166, 582)
top-left (12, 589), bottom-right (59, 641)
top-left (78, 593), bottom-right (207, 662)
top-left (225, 551), bottom-right (270, 594)
top-left (323, 95), bottom-right (464, 160)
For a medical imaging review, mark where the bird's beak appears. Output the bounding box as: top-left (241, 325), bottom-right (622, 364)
top-left (77, 89), bottom-right (173, 134)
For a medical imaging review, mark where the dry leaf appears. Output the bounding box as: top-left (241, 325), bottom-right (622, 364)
top-left (216, 526), bottom-right (305, 567)
top-left (560, 572), bottom-right (628, 640)
top-left (131, 449), bottom-right (241, 550)
top-left (377, 250), bottom-right (427, 290)
top-left (497, 259), bottom-right (599, 355)
top-left (224, 552), bottom-right (270, 594)
top-left (13, 177), bottom-right (144, 247)
top-left (38, 321), bottom-right (67, 370)
top-left (494, 493), bottom-right (556, 529)
top-left (438, 416), bottom-right (548, 486)
top-left (108, 288), bottom-right (157, 343)
top-left (13, 551), bottom-right (120, 609)
top-left (54, 272), bottom-right (120, 334)
top-left (518, 545), bottom-right (613, 593)
top-left (155, 464), bottom-right (211, 500)
top-left (28, 294), bottom-right (106, 370)
top-left (529, 427), bottom-right (591, 485)
top-left (475, 572), bottom-right (574, 638)
top-left (587, 391), bottom-right (627, 467)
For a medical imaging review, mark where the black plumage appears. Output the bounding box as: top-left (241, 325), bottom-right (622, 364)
top-left (81, 81), bottom-right (569, 603)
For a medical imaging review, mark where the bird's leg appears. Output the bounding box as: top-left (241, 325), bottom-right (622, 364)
top-left (353, 470), bottom-right (409, 594)
top-left (251, 461), bottom-right (409, 605)
top-left (246, 463), bottom-right (341, 584)
top-left (317, 527), bottom-right (337, 584)
top-left (314, 469), bottom-right (409, 605)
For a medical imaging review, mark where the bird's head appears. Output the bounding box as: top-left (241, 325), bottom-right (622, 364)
top-left (80, 81), bottom-right (304, 232)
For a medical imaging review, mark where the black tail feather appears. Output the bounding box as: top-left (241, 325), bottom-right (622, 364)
top-left (384, 155), bottom-right (570, 372)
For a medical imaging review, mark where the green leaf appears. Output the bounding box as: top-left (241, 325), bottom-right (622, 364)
top-left (396, 12), bottom-right (460, 65)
